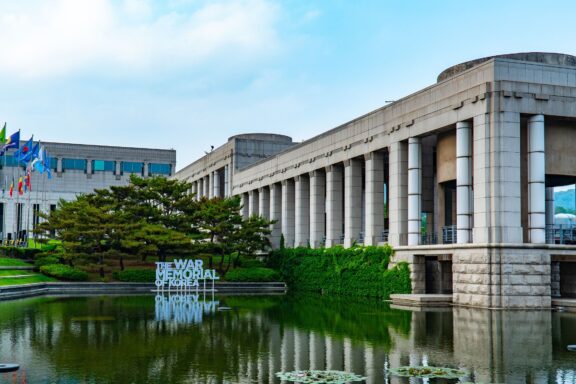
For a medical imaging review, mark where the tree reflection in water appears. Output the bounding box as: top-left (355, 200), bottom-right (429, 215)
top-left (0, 294), bottom-right (574, 383)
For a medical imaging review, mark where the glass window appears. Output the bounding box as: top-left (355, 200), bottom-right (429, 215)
top-left (93, 160), bottom-right (115, 172)
top-left (2, 155), bottom-right (19, 167)
top-left (50, 158), bottom-right (57, 170)
top-left (62, 158), bottom-right (87, 171)
top-left (149, 163), bottom-right (171, 175)
top-left (122, 162), bottom-right (143, 175)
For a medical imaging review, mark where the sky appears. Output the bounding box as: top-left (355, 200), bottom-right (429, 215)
top-left (2, 0), bottom-right (576, 171)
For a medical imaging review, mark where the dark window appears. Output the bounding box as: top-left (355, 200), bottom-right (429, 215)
top-left (1, 155), bottom-right (19, 167)
top-left (122, 162), bottom-right (144, 175)
top-left (50, 158), bottom-right (57, 170)
top-left (33, 204), bottom-right (40, 229)
top-left (62, 158), bottom-right (87, 171)
top-left (149, 163), bottom-right (172, 175)
top-left (93, 160), bottom-right (115, 172)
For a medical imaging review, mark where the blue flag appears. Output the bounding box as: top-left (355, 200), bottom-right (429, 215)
top-left (43, 151), bottom-right (52, 179)
top-left (14, 136), bottom-right (33, 163)
top-left (21, 141), bottom-right (39, 165)
top-left (0, 131), bottom-right (20, 156)
top-left (32, 146), bottom-right (45, 173)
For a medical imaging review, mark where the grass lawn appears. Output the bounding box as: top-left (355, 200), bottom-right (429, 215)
top-left (0, 270), bottom-right (36, 277)
top-left (0, 258), bottom-right (33, 267)
top-left (0, 274), bottom-right (56, 286)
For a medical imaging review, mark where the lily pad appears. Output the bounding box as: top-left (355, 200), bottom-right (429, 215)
top-left (276, 370), bottom-right (366, 383)
top-left (388, 366), bottom-right (468, 379)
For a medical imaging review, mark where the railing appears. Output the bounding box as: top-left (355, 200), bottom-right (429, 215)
top-left (421, 232), bottom-right (438, 245)
top-left (442, 225), bottom-right (457, 244)
top-left (381, 230), bottom-right (389, 243)
top-left (546, 224), bottom-right (576, 245)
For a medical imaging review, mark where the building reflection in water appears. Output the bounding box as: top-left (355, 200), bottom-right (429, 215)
top-left (0, 295), bottom-right (575, 383)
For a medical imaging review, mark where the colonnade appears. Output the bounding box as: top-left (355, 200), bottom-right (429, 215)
top-left (191, 114), bottom-right (549, 248)
top-left (190, 164), bottom-right (232, 200)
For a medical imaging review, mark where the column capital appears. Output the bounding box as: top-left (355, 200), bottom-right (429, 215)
top-left (309, 169), bottom-right (325, 178)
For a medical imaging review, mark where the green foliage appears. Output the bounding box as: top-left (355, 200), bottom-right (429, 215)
top-left (268, 245), bottom-right (411, 298)
top-left (0, 257), bottom-right (33, 267)
top-left (0, 246), bottom-right (43, 260)
top-left (0, 275), bottom-right (56, 286)
top-left (225, 267), bottom-right (281, 282)
top-left (555, 188), bottom-right (575, 213)
top-left (40, 264), bottom-right (89, 281)
top-left (34, 256), bottom-right (62, 268)
top-left (112, 269), bottom-right (156, 282)
top-left (35, 176), bottom-right (273, 277)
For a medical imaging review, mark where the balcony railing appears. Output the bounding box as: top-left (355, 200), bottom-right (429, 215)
top-left (546, 224), bottom-right (576, 245)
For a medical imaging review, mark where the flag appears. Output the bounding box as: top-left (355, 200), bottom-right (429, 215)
top-left (0, 123), bottom-right (6, 145)
top-left (25, 170), bottom-right (31, 192)
top-left (0, 131), bottom-right (20, 156)
top-left (32, 146), bottom-right (45, 173)
top-left (9, 179), bottom-right (13, 197)
top-left (14, 136), bottom-right (32, 163)
top-left (44, 151), bottom-right (52, 179)
top-left (17, 177), bottom-right (23, 195)
top-left (21, 141), bottom-right (39, 166)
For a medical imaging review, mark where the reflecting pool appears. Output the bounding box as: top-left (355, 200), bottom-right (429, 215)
top-left (0, 293), bottom-right (575, 383)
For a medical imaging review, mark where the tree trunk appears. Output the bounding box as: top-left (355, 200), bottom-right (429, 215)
top-left (119, 256), bottom-right (125, 271)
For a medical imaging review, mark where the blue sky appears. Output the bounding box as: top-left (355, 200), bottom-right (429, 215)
top-left (1, 0), bottom-right (576, 170)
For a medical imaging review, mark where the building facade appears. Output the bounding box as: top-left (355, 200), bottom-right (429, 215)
top-left (0, 141), bottom-right (175, 243)
top-left (175, 52), bottom-right (576, 309)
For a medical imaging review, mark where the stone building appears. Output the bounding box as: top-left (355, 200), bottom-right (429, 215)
top-left (0, 141), bottom-right (175, 242)
top-left (175, 52), bottom-right (576, 309)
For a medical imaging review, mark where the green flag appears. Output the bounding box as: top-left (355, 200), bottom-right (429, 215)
top-left (0, 123), bottom-right (6, 145)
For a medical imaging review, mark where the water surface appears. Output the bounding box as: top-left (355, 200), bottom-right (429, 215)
top-left (0, 293), bottom-right (574, 383)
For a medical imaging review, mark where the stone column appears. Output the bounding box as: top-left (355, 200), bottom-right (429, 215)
top-left (57, 157), bottom-right (63, 173)
top-left (213, 171), bottom-right (220, 198)
top-left (203, 175), bottom-right (210, 198)
top-left (197, 179), bottom-right (204, 199)
top-left (364, 151), bottom-right (384, 245)
top-left (309, 331), bottom-right (326, 370)
top-left (325, 336), bottom-right (343, 370)
top-left (281, 179), bottom-right (295, 247)
top-left (457, 121), bottom-right (472, 243)
top-left (259, 187), bottom-right (270, 219)
top-left (224, 165), bottom-right (229, 197)
top-left (408, 137), bottom-right (422, 246)
top-left (295, 175), bottom-right (310, 247)
top-left (248, 189), bottom-right (259, 217)
top-left (270, 183), bottom-right (282, 248)
top-left (344, 158), bottom-right (362, 247)
top-left (240, 193), bottom-right (249, 218)
top-left (86, 159), bottom-right (93, 175)
top-left (528, 114), bottom-right (546, 244)
top-left (388, 141), bottom-right (408, 246)
top-left (473, 112), bottom-right (522, 243)
top-left (325, 164), bottom-right (343, 247)
top-left (114, 160), bottom-right (120, 176)
top-left (309, 170), bottom-right (326, 248)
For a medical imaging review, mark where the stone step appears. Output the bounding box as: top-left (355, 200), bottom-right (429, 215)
top-left (0, 266), bottom-right (35, 270)
top-left (390, 293), bottom-right (453, 307)
top-left (0, 274), bottom-right (36, 279)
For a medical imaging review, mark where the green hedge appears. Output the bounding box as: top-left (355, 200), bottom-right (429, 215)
top-left (225, 267), bottom-right (281, 282)
top-left (268, 245), bottom-right (411, 298)
top-left (0, 246), bottom-right (43, 260)
top-left (34, 256), bottom-right (61, 268)
top-left (40, 264), bottom-right (89, 281)
top-left (112, 269), bottom-right (156, 282)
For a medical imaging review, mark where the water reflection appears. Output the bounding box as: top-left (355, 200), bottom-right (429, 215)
top-left (155, 293), bottom-right (219, 324)
top-left (0, 294), bottom-right (574, 383)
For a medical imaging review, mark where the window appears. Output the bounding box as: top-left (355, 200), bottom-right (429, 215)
top-left (50, 158), bottom-right (57, 170)
top-left (149, 163), bottom-right (171, 175)
top-left (1, 155), bottom-right (19, 167)
top-left (122, 162), bottom-right (144, 175)
top-left (93, 160), bottom-right (115, 172)
top-left (62, 158), bottom-right (87, 171)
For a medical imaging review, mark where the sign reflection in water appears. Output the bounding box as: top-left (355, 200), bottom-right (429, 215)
top-left (155, 293), bottom-right (219, 325)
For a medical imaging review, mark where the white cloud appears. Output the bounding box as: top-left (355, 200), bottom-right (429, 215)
top-left (0, 0), bottom-right (280, 78)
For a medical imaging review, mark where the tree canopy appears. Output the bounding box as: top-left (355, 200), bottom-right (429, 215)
top-left (35, 175), bottom-right (272, 276)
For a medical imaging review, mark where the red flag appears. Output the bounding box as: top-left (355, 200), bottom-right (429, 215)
top-left (9, 179), bottom-right (13, 197)
top-left (18, 177), bottom-right (23, 195)
top-left (25, 170), bottom-right (31, 192)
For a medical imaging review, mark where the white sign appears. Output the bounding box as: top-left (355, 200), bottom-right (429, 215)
top-left (155, 294), bottom-right (219, 324)
top-left (155, 259), bottom-right (219, 290)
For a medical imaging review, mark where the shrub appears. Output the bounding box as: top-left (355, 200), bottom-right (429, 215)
top-left (225, 267), bottom-right (281, 282)
top-left (40, 264), bottom-right (89, 281)
top-left (112, 269), bottom-right (156, 282)
top-left (268, 245), bottom-right (411, 299)
top-left (34, 256), bottom-right (61, 268)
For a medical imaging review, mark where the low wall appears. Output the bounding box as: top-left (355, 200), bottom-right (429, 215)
top-left (0, 282), bottom-right (287, 301)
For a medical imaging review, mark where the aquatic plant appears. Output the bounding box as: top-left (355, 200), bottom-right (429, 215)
top-left (276, 370), bottom-right (366, 383)
top-left (388, 366), bottom-right (468, 379)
